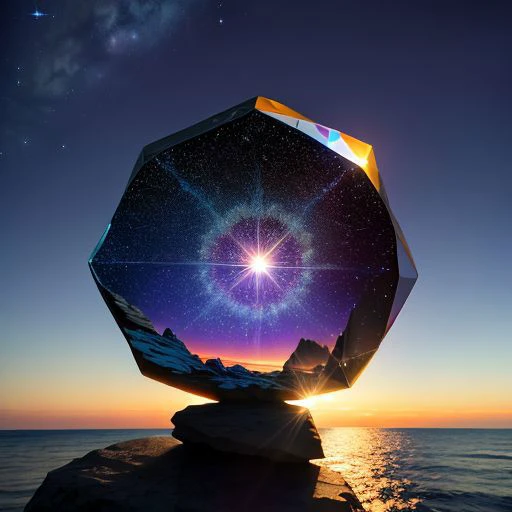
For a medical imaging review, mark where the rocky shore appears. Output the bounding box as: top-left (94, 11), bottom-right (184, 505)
top-left (25, 436), bottom-right (364, 511)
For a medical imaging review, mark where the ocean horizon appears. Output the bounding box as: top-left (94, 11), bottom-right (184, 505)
top-left (1, 427), bottom-right (511, 512)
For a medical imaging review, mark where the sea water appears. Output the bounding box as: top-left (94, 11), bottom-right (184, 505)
top-left (0, 428), bottom-right (510, 511)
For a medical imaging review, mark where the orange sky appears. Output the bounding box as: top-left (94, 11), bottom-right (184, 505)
top-left (2, 339), bottom-right (511, 429)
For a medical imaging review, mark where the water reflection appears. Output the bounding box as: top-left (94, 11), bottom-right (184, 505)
top-left (1, 429), bottom-right (511, 512)
top-left (317, 428), bottom-right (422, 511)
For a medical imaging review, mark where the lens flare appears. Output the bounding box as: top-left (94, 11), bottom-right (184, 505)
top-left (249, 254), bottom-right (269, 274)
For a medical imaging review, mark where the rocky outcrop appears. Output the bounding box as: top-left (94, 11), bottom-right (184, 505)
top-left (106, 289), bottom-right (157, 333)
top-left (284, 338), bottom-right (331, 371)
top-left (171, 402), bottom-right (324, 462)
top-left (126, 327), bottom-right (291, 391)
top-left (98, 286), bottom-right (352, 401)
top-left (25, 436), bottom-right (364, 512)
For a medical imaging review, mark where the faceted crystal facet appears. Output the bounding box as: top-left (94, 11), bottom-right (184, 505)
top-left (89, 97), bottom-right (417, 400)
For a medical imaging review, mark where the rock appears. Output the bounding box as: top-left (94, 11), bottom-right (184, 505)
top-left (204, 357), bottom-right (227, 373)
top-left (25, 436), bottom-right (364, 512)
top-left (127, 328), bottom-right (205, 375)
top-left (284, 338), bottom-right (331, 371)
top-left (162, 327), bottom-right (177, 339)
top-left (171, 402), bottom-right (324, 462)
top-left (106, 289), bottom-right (156, 333)
top-left (226, 363), bottom-right (252, 375)
top-left (100, 288), bottom-right (350, 401)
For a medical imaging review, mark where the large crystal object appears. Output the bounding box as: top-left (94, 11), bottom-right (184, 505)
top-left (89, 97), bottom-right (417, 400)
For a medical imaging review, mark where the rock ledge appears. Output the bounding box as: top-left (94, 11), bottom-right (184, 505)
top-left (172, 402), bottom-right (324, 462)
top-left (25, 436), bottom-right (364, 511)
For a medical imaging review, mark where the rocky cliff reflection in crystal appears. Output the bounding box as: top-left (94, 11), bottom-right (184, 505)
top-left (89, 97), bottom-right (417, 401)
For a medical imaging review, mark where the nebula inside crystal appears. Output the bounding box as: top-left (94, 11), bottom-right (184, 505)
top-left (91, 108), bottom-right (398, 368)
top-left (206, 215), bottom-right (307, 308)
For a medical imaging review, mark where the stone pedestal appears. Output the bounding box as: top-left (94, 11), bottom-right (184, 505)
top-left (171, 402), bottom-right (324, 462)
top-left (25, 437), bottom-right (363, 512)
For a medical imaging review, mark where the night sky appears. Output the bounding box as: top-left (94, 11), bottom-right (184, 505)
top-left (1, 1), bottom-right (512, 427)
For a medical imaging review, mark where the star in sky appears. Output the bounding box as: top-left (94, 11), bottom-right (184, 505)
top-left (250, 254), bottom-right (269, 274)
top-left (30, 9), bottom-right (48, 19)
top-left (216, 226), bottom-right (290, 302)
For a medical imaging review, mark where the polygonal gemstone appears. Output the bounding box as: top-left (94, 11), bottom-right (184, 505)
top-left (89, 97), bottom-right (417, 401)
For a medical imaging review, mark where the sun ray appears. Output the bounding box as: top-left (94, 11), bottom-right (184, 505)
top-left (262, 230), bottom-right (291, 259)
top-left (93, 260), bottom-right (355, 272)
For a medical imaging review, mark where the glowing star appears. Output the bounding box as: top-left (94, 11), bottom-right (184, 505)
top-left (198, 212), bottom-right (312, 315)
top-left (249, 254), bottom-right (269, 274)
top-left (30, 9), bottom-right (48, 18)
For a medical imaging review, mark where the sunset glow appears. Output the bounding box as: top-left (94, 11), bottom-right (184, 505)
top-left (2, 342), bottom-right (511, 429)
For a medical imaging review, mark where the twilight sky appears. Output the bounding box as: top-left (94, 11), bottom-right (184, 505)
top-left (1, 0), bottom-right (511, 428)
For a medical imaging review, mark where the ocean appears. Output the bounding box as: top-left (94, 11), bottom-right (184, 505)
top-left (0, 428), bottom-right (510, 511)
